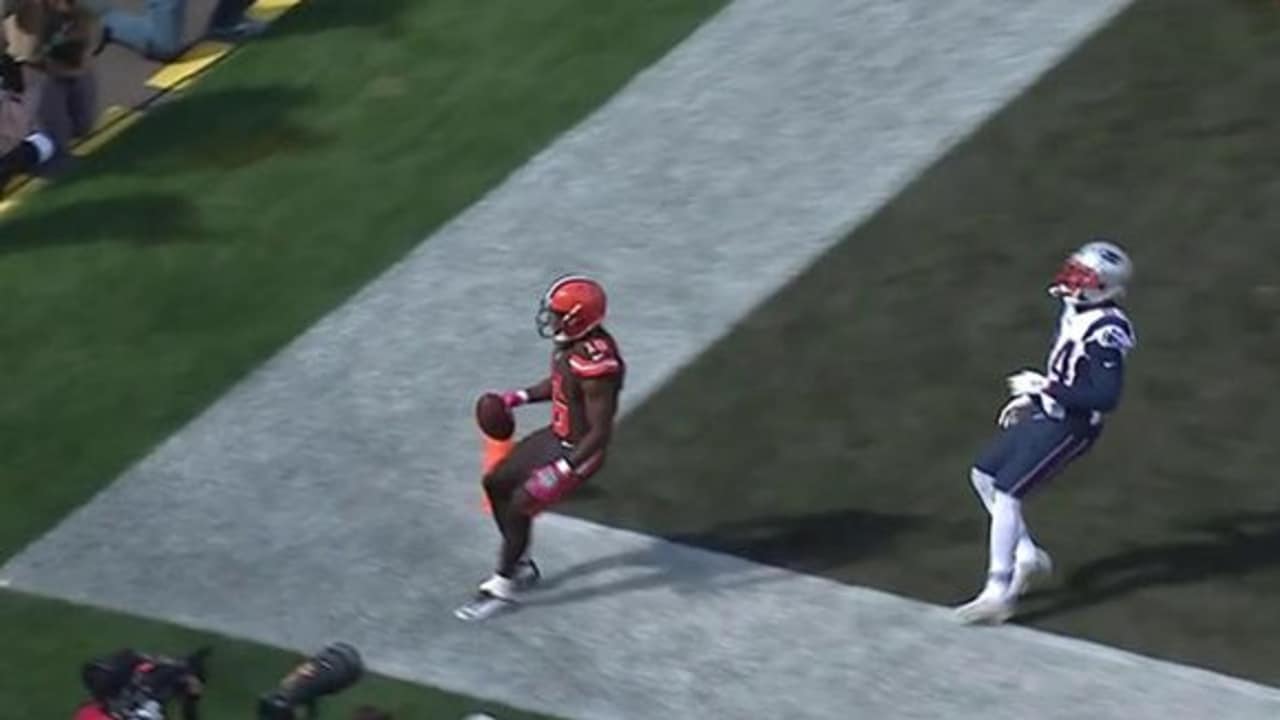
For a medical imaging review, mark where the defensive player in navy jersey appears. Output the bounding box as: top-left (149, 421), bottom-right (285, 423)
top-left (455, 275), bottom-right (626, 622)
top-left (956, 240), bottom-right (1137, 625)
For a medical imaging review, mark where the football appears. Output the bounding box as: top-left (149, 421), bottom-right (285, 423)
top-left (475, 392), bottom-right (515, 440)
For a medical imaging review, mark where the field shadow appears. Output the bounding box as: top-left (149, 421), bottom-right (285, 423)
top-left (1017, 510), bottom-right (1280, 623)
top-left (0, 193), bottom-right (205, 253)
top-left (676, 508), bottom-right (925, 576)
top-left (531, 508), bottom-right (921, 607)
top-left (58, 85), bottom-right (326, 187)
top-left (266, 0), bottom-right (413, 39)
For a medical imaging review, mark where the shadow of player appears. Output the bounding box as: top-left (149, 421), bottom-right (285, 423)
top-left (1016, 509), bottom-right (1280, 624)
top-left (528, 507), bottom-right (921, 608)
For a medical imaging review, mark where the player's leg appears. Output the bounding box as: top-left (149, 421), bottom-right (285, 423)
top-left (497, 448), bottom-right (603, 580)
top-left (482, 428), bottom-right (557, 535)
top-left (969, 429), bottom-right (1046, 586)
top-left (958, 429), bottom-right (1020, 621)
top-left (970, 466), bottom-right (1049, 593)
top-left (957, 418), bottom-right (1093, 624)
top-left (496, 445), bottom-right (601, 563)
top-left (457, 430), bottom-right (562, 621)
top-left (1008, 422), bottom-right (1099, 595)
top-left (970, 425), bottom-right (1016, 513)
top-left (487, 428), bottom-right (562, 572)
top-left (497, 497), bottom-right (534, 580)
top-left (999, 418), bottom-right (1096, 501)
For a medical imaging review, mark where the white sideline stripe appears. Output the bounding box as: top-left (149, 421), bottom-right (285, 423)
top-left (9, 0), bottom-right (1278, 718)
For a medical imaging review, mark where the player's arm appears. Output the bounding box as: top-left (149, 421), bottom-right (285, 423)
top-left (566, 376), bottom-right (618, 469)
top-left (521, 377), bottom-right (552, 403)
top-left (1046, 342), bottom-right (1125, 413)
top-left (498, 377), bottom-right (551, 408)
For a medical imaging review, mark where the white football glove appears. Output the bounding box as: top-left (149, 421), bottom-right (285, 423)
top-left (1006, 369), bottom-right (1049, 397)
top-left (996, 395), bottom-right (1035, 428)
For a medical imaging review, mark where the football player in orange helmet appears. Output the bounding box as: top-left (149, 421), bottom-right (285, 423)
top-left (456, 274), bottom-right (626, 622)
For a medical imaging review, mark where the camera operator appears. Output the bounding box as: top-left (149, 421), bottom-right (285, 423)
top-left (257, 642), bottom-right (365, 720)
top-left (75, 647), bottom-right (209, 720)
top-left (74, 642), bottom-right (368, 720)
top-left (0, 47), bottom-right (54, 190)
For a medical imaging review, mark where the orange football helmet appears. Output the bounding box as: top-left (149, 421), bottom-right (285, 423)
top-left (536, 275), bottom-right (607, 343)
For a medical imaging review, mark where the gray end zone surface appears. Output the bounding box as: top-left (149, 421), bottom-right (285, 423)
top-left (10, 0), bottom-right (1274, 718)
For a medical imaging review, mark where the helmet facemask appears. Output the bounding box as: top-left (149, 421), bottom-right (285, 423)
top-left (1049, 258), bottom-right (1104, 305)
top-left (536, 298), bottom-right (585, 344)
top-left (535, 298), bottom-right (557, 340)
top-left (535, 275), bottom-right (606, 344)
top-left (1049, 244), bottom-right (1129, 307)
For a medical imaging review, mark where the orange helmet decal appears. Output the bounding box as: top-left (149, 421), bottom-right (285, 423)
top-left (536, 274), bottom-right (607, 343)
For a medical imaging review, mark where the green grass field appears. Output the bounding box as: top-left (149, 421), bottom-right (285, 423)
top-left (565, 0), bottom-right (1280, 686)
top-left (6, 0), bottom-right (1280, 713)
top-left (0, 0), bottom-right (725, 714)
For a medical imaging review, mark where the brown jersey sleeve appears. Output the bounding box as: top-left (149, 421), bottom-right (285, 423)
top-left (567, 335), bottom-right (622, 379)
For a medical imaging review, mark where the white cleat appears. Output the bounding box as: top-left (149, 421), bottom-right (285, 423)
top-left (1010, 548), bottom-right (1053, 597)
top-left (454, 575), bottom-right (519, 622)
top-left (954, 591), bottom-right (1016, 625)
top-left (453, 590), bottom-right (515, 622)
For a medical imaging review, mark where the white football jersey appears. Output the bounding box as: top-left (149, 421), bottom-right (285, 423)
top-left (1040, 301), bottom-right (1136, 423)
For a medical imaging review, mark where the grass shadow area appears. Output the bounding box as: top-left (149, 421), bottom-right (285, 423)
top-left (264, 0), bottom-right (414, 40)
top-left (565, 0), bottom-right (1280, 685)
top-left (667, 508), bottom-right (925, 577)
top-left (1020, 510), bottom-right (1280, 624)
top-left (0, 193), bottom-right (205, 253)
top-left (56, 85), bottom-right (326, 187)
top-left (535, 507), bottom-right (922, 608)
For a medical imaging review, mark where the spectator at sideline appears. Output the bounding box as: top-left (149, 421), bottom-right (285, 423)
top-left (102, 0), bottom-right (266, 62)
top-left (1, 49), bottom-right (56, 188)
top-left (2, 0), bottom-right (102, 171)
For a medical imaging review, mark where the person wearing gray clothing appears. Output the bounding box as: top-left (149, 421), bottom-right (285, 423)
top-left (2, 0), bottom-right (102, 171)
top-left (1, 52), bottom-right (55, 188)
top-left (101, 0), bottom-right (265, 62)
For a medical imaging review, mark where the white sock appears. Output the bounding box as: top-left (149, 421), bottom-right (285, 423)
top-left (973, 469), bottom-right (1041, 566)
top-left (479, 574), bottom-right (514, 600)
top-left (985, 492), bottom-right (1022, 595)
top-left (1015, 518), bottom-right (1041, 565)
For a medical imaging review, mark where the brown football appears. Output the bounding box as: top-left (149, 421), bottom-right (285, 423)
top-left (475, 392), bottom-right (515, 440)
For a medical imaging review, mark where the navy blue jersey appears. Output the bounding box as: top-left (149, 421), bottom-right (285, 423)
top-left (1039, 301), bottom-right (1137, 425)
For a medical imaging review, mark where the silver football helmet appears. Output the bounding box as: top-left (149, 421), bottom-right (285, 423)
top-left (1049, 239), bottom-right (1132, 306)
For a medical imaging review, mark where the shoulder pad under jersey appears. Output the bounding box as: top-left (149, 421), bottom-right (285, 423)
top-left (1083, 310), bottom-right (1136, 354)
top-left (568, 336), bottom-right (621, 378)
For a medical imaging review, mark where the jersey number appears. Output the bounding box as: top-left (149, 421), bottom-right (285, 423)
top-left (1050, 340), bottom-right (1075, 381)
top-left (551, 372), bottom-right (570, 437)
